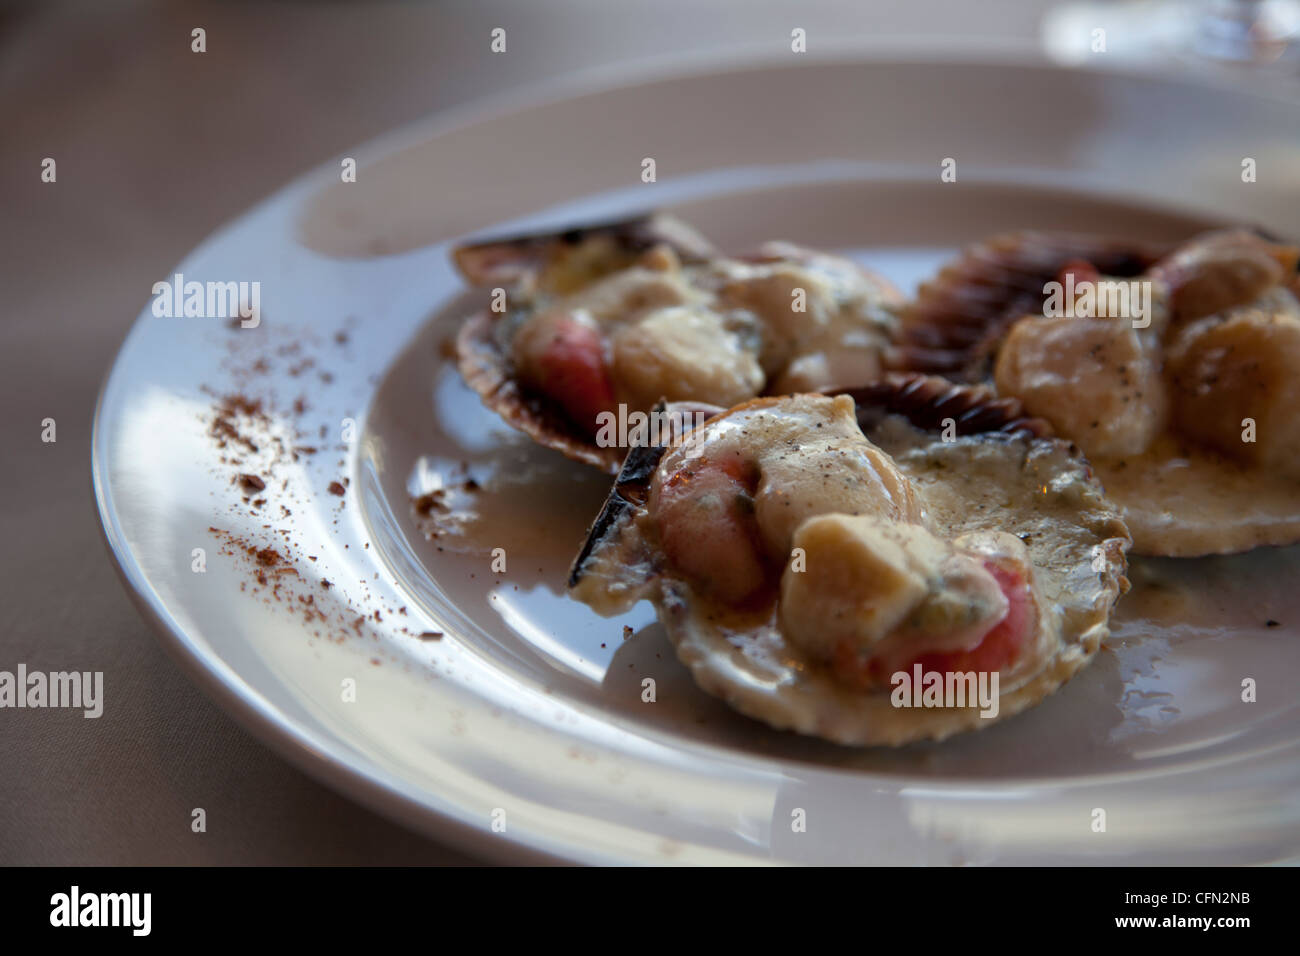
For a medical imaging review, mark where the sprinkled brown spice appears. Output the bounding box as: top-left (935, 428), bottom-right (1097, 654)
top-left (203, 335), bottom-right (409, 651)
top-left (418, 631), bottom-right (444, 641)
top-left (414, 490), bottom-right (445, 515)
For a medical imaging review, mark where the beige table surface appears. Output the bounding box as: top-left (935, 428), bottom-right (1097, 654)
top-left (2, 0), bottom-right (1070, 865)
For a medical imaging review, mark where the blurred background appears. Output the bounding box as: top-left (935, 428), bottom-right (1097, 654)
top-left (1, 0), bottom-right (1296, 865)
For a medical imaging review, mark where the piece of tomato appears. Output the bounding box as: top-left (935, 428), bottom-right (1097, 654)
top-left (527, 315), bottom-right (615, 433)
top-left (655, 456), bottom-right (769, 605)
top-left (832, 559), bottom-right (1033, 689)
top-left (905, 561), bottom-right (1031, 677)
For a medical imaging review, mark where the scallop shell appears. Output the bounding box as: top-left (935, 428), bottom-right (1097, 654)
top-left (452, 213), bottom-right (716, 287)
top-left (895, 232), bottom-right (1169, 382)
top-left (457, 310), bottom-right (626, 473)
top-left (841, 373), bottom-right (1050, 440)
top-left (453, 214), bottom-right (716, 475)
top-left (570, 374), bottom-right (1131, 746)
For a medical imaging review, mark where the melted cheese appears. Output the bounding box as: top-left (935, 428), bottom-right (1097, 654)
top-left (512, 243), bottom-right (899, 419)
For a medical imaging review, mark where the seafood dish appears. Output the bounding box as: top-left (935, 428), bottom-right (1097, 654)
top-left (454, 214), bottom-right (902, 473)
top-left (902, 229), bottom-right (1300, 556)
top-left (566, 377), bottom-right (1129, 745)
top-left (448, 213), bottom-right (1296, 745)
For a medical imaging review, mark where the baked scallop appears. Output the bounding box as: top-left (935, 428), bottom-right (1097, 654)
top-left (568, 375), bottom-right (1131, 746)
top-left (899, 229), bottom-right (1300, 556)
top-left (454, 214), bottom-right (903, 473)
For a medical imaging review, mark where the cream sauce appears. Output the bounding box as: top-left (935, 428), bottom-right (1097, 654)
top-left (1093, 437), bottom-right (1300, 557)
top-left (510, 242), bottom-right (899, 418)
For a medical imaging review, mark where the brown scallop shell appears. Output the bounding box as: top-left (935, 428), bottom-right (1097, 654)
top-left (894, 232), bottom-right (1170, 382)
top-left (453, 214), bottom-right (716, 476)
top-left (456, 310), bottom-right (626, 474)
top-left (839, 372), bottom-right (1052, 441)
top-left (453, 213), bottom-right (716, 287)
top-left (565, 400), bottom-right (704, 587)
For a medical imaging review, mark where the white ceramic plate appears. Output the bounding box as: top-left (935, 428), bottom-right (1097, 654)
top-left (94, 53), bottom-right (1300, 865)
